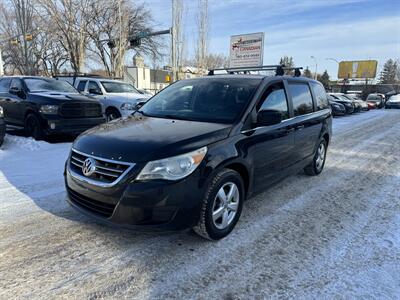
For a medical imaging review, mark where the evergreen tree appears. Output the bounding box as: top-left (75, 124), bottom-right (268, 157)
top-left (317, 70), bottom-right (330, 89)
top-left (279, 56), bottom-right (294, 75)
top-left (303, 66), bottom-right (312, 78)
top-left (379, 59), bottom-right (398, 84)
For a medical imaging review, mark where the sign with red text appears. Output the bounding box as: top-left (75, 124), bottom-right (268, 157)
top-left (229, 32), bottom-right (264, 68)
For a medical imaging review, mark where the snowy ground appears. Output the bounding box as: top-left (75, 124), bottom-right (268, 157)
top-left (0, 109), bottom-right (399, 299)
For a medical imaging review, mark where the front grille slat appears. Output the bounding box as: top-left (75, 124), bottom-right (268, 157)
top-left (68, 188), bottom-right (115, 218)
top-left (69, 149), bottom-right (135, 186)
top-left (60, 102), bottom-right (102, 118)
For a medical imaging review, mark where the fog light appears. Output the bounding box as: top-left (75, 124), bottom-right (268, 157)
top-left (49, 122), bottom-right (56, 129)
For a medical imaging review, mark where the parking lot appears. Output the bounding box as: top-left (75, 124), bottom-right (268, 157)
top-left (1, 109), bottom-right (399, 299)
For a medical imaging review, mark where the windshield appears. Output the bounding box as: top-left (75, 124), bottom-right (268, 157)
top-left (140, 78), bottom-right (261, 123)
top-left (101, 81), bottom-right (139, 93)
top-left (24, 78), bottom-right (77, 93)
top-left (367, 95), bottom-right (381, 100)
top-left (389, 95), bottom-right (400, 101)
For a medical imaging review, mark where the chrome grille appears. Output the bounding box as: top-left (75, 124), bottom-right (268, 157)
top-left (69, 149), bottom-right (135, 187)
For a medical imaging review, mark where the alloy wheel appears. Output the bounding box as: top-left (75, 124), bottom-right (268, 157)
top-left (315, 142), bottom-right (326, 171)
top-left (212, 182), bottom-right (240, 230)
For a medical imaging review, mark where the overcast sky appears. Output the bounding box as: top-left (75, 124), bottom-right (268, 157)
top-left (142, 0), bottom-right (400, 79)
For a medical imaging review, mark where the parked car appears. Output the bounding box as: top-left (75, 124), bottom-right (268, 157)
top-left (329, 99), bottom-right (346, 116)
top-left (0, 76), bottom-right (105, 140)
top-left (346, 91), bottom-right (363, 100)
top-left (328, 94), bottom-right (354, 114)
top-left (340, 94), bottom-right (368, 111)
top-left (56, 76), bottom-right (150, 121)
top-left (65, 72), bottom-right (332, 240)
top-left (385, 94), bottom-right (400, 109)
top-left (366, 93), bottom-right (385, 108)
top-left (0, 106), bottom-right (5, 147)
top-left (137, 89), bottom-right (154, 96)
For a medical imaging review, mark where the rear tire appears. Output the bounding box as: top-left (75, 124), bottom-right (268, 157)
top-left (24, 114), bottom-right (44, 140)
top-left (304, 139), bottom-right (327, 176)
top-left (193, 169), bottom-right (244, 240)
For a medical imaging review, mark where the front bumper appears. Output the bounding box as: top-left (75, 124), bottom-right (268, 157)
top-left (0, 119), bottom-right (5, 145)
top-left (42, 115), bottom-right (106, 135)
top-left (385, 102), bottom-right (400, 109)
top-left (64, 160), bottom-right (207, 231)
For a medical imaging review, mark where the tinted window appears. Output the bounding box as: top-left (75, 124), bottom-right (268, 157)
top-left (24, 78), bottom-right (77, 93)
top-left (311, 82), bottom-right (329, 110)
top-left (258, 82), bottom-right (289, 120)
top-left (141, 78), bottom-right (261, 123)
top-left (0, 78), bottom-right (11, 93)
top-left (101, 81), bottom-right (139, 93)
top-left (77, 80), bottom-right (87, 92)
top-left (10, 78), bottom-right (23, 90)
top-left (289, 82), bottom-right (314, 116)
top-left (88, 81), bottom-right (102, 94)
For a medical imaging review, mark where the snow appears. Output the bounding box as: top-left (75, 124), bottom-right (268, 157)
top-left (0, 109), bottom-right (399, 299)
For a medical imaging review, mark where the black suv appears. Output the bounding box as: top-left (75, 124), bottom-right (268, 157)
top-left (0, 76), bottom-right (105, 140)
top-left (65, 68), bottom-right (332, 240)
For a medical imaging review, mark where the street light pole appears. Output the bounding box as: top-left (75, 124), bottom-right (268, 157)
top-left (0, 47), bottom-right (4, 76)
top-left (311, 56), bottom-right (317, 80)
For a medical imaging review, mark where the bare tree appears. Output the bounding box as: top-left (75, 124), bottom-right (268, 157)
top-left (195, 0), bottom-right (208, 71)
top-left (36, 0), bottom-right (92, 73)
top-left (86, 0), bottom-right (163, 77)
top-left (0, 0), bottom-right (40, 74)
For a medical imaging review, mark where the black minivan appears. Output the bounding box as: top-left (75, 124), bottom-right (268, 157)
top-left (65, 72), bottom-right (332, 240)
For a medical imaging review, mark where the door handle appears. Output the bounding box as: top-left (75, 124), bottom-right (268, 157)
top-left (296, 125), bottom-right (305, 130)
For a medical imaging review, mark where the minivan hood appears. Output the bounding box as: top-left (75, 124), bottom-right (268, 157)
top-left (73, 115), bottom-right (232, 162)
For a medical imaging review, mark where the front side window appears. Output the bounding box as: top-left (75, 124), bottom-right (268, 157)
top-left (88, 81), bottom-right (102, 95)
top-left (258, 82), bottom-right (289, 120)
top-left (140, 78), bottom-right (261, 123)
top-left (289, 82), bottom-right (314, 116)
top-left (311, 82), bottom-right (329, 110)
top-left (100, 81), bottom-right (139, 93)
top-left (0, 78), bottom-right (11, 93)
top-left (24, 78), bottom-right (77, 93)
top-left (77, 80), bottom-right (87, 92)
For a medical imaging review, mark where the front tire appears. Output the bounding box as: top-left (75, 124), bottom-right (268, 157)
top-left (304, 139), bottom-right (327, 176)
top-left (193, 169), bottom-right (244, 240)
top-left (24, 114), bottom-right (44, 140)
top-left (106, 108), bottom-right (121, 122)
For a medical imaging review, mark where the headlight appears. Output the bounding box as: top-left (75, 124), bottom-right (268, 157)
top-left (136, 146), bottom-right (207, 181)
top-left (39, 105), bottom-right (59, 114)
top-left (120, 102), bottom-right (135, 110)
top-left (0, 106), bottom-right (3, 118)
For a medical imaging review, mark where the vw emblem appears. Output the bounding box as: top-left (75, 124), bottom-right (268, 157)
top-left (82, 158), bottom-right (96, 177)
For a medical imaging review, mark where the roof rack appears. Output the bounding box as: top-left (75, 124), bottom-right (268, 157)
top-left (53, 73), bottom-right (105, 78)
top-left (208, 65), bottom-right (303, 77)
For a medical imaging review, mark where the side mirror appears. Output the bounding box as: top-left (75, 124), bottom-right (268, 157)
top-left (135, 100), bottom-right (147, 110)
top-left (9, 86), bottom-right (22, 95)
top-left (88, 88), bottom-right (102, 95)
top-left (257, 110), bottom-right (282, 126)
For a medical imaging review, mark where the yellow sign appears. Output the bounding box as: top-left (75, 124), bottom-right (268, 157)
top-left (165, 75), bottom-right (171, 82)
top-left (25, 34), bottom-right (33, 41)
top-left (338, 60), bottom-right (378, 79)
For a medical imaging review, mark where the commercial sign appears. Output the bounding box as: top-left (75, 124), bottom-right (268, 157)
top-left (229, 32), bottom-right (264, 68)
top-left (338, 60), bottom-right (378, 79)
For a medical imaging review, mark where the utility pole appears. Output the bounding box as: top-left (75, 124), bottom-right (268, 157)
top-left (311, 55), bottom-right (318, 80)
top-left (171, 0), bottom-right (179, 81)
top-left (0, 47), bottom-right (4, 76)
top-left (117, 0), bottom-right (123, 78)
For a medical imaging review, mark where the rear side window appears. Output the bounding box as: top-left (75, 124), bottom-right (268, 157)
top-left (258, 82), bottom-right (289, 120)
top-left (288, 82), bottom-right (314, 116)
top-left (0, 78), bottom-right (11, 93)
top-left (10, 78), bottom-right (23, 90)
top-left (311, 82), bottom-right (329, 110)
top-left (77, 80), bottom-right (87, 92)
